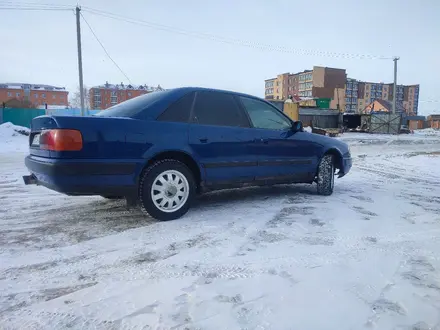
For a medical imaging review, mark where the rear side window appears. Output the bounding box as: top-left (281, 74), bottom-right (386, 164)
top-left (156, 92), bottom-right (194, 123)
top-left (95, 91), bottom-right (167, 118)
top-left (192, 91), bottom-right (250, 127)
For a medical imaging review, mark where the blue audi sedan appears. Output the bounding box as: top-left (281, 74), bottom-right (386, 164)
top-left (23, 87), bottom-right (352, 221)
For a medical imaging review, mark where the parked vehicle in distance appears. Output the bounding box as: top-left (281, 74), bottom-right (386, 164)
top-left (23, 87), bottom-right (352, 221)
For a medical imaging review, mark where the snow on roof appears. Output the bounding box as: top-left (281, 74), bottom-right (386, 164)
top-left (0, 83), bottom-right (67, 92)
top-left (91, 82), bottom-right (163, 92)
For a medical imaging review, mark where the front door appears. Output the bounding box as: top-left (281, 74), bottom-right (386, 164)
top-left (188, 91), bottom-right (257, 187)
top-left (238, 96), bottom-right (318, 183)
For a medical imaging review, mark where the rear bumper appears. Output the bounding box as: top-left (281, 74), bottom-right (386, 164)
top-left (24, 155), bottom-right (141, 196)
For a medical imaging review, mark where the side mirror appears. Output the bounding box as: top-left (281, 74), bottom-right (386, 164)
top-left (292, 121), bottom-right (303, 132)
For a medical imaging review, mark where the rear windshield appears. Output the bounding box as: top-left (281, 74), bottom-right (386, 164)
top-left (95, 91), bottom-right (167, 118)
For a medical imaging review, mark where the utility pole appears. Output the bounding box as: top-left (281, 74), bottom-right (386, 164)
top-left (392, 56), bottom-right (399, 114)
top-left (76, 6), bottom-right (85, 116)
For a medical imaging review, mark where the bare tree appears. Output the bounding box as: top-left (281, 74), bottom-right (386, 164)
top-left (69, 86), bottom-right (90, 109)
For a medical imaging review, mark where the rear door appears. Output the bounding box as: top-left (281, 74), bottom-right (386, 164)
top-left (238, 96), bottom-right (319, 182)
top-left (188, 91), bottom-right (257, 186)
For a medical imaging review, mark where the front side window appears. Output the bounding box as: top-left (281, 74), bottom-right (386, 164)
top-left (192, 91), bottom-right (249, 127)
top-left (239, 97), bottom-right (292, 130)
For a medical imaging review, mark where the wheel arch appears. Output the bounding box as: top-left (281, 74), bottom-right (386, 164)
top-left (318, 148), bottom-right (343, 172)
top-left (139, 150), bottom-right (203, 189)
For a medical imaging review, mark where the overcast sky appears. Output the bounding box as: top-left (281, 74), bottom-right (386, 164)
top-left (1, 0), bottom-right (439, 114)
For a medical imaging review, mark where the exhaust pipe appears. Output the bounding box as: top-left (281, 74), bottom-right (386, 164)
top-left (23, 174), bottom-right (37, 185)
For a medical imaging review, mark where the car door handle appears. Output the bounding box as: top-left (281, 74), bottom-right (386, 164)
top-left (254, 138), bottom-right (268, 144)
top-left (199, 138), bottom-right (208, 143)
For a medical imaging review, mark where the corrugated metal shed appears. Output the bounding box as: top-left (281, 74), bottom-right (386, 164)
top-left (299, 108), bottom-right (340, 129)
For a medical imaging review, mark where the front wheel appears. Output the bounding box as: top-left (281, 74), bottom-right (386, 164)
top-left (316, 154), bottom-right (335, 196)
top-left (139, 160), bottom-right (196, 221)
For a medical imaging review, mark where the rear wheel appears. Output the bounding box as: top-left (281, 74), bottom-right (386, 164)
top-left (139, 159), bottom-right (196, 221)
top-left (316, 154), bottom-right (335, 196)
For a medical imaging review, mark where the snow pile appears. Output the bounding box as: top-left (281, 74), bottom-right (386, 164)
top-left (0, 122), bottom-right (30, 138)
top-left (303, 126), bottom-right (312, 133)
top-left (339, 132), bottom-right (440, 146)
top-left (413, 128), bottom-right (440, 137)
top-left (0, 122), bottom-right (30, 153)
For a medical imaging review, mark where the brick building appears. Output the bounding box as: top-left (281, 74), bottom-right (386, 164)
top-left (90, 82), bottom-right (163, 110)
top-left (265, 68), bottom-right (420, 114)
top-left (265, 66), bottom-right (347, 110)
top-left (345, 79), bottom-right (419, 115)
top-left (0, 83), bottom-right (68, 108)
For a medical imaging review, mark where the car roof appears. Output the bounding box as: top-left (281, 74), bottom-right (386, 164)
top-left (168, 87), bottom-right (264, 101)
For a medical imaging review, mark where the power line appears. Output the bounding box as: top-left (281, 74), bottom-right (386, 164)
top-left (82, 6), bottom-right (393, 61)
top-left (80, 12), bottom-right (132, 84)
top-left (0, 1), bottom-right (72, 11)
top-left (0, 0), bottom-right (70, 5)
top-left (0, 7), bottom-right (72, 11)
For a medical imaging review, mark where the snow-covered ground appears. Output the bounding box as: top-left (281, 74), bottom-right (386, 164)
top-left (1, 124), bottom-right (440, 330)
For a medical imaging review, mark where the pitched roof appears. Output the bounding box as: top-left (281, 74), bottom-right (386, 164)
top-left (365, 99), bottom-right (405, 113)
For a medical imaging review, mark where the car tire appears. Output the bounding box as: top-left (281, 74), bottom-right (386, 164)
top-left (139, 159), bottom-right (196, 221)
top-left (316, 154), bottom-right (335, 196)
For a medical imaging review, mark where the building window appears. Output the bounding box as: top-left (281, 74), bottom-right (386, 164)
top-left (7, 92), bottom-right (12, 97)
top-left (42, 93), bottom-right (46, 98)
top-left (34, 94), bottom-right (38, 98)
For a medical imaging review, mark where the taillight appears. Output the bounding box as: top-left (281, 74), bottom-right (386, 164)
top-left (40, 129), bottom-right (83, 151)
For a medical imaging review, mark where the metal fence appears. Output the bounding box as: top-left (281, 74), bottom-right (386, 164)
top-left (1, 108), bottom-right (99, 128)
top-left (1, 108), bottom-right (46, 128)
top-left (46, 108), bottom-right (100, 116)
top-left (369, 112), bottom-right (401, 134)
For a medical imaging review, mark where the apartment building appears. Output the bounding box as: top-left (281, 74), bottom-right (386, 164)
top-left (0, 83), bottom-right (68, 107)
top-left (90, 82), bottom-right (163, 110)
top-left (345, 80), bottom-right (419, 115)
top-left (265, 66), bottom-right (347, 110)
